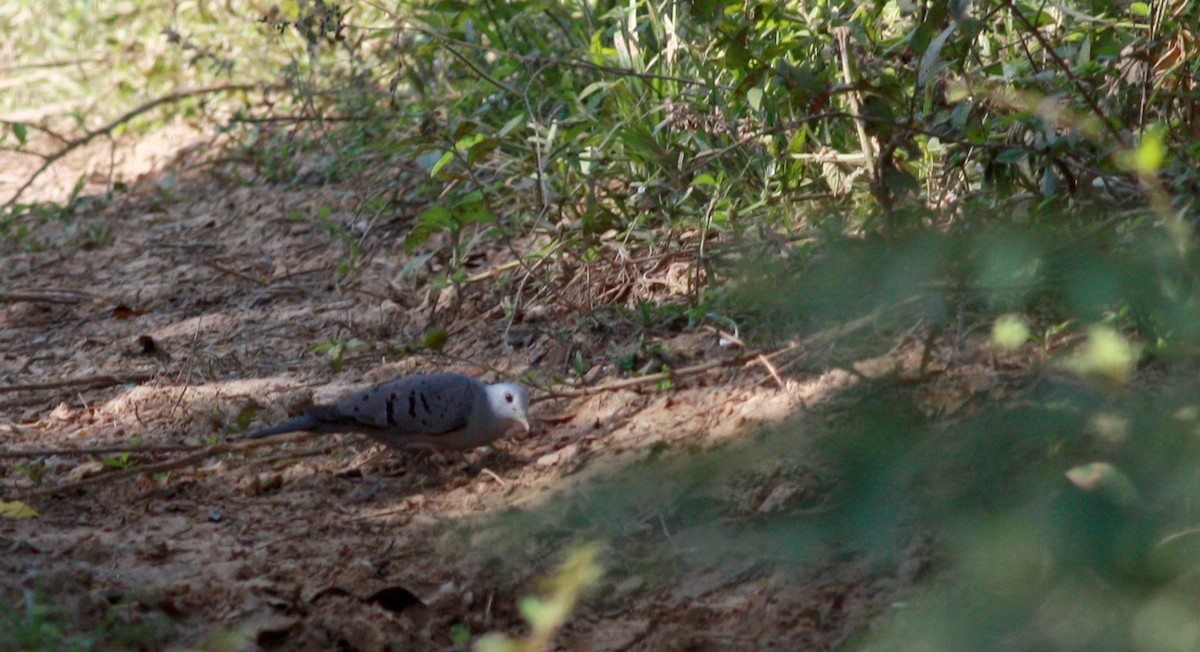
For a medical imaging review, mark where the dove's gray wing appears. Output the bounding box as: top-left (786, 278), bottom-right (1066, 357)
top-left (332, 373), bottom-right (483, 434)
top-left (246, 373), bottom-right (487, 444)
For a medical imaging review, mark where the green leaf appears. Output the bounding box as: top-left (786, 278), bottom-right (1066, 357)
top-left (723, 41), bottom-right (752, 70)
top-left (455, 132), bottom-right (485, 152)
top-left (1063, 325), bottom-right (1140, 388)
top-left (0, 500), bottom-right (38, 519)
top-left (12, 122), bottom-right (27, 146)
top-left (405, 223), bottom-right (442, 253)
top-left (457, 201), bottom-right (494, 225)
top-left (918, 24), bottom-right (957, 87)
top-left (991, 314), bottom-right (1029, 351)
top-left (747, 87), bottom-right (764, 111)
top-left (422, 328), bottom-right (449, 351)
top-left (430, 150), bottom-right (455, 178)
top-left (234, 403), bottom-right (260, 432)
top-left (449, 624), bottom-right (471, 646)
top-left (497, 113), bottom-right (526, 137)
top-left (1116, 124), bottom-right (1166, 176)
top-left (518, 595), bottom-right (570, 632)
top-left (466, 137), bottom-right (499, 165)
top-left (418, 206), bottom-right (456, 228)
top-left (328, 344), bottom-right (345, 373)
top-left (313, 339), bottom-right (346, 373)
top-left (473, 633), bottom-right (521, 652)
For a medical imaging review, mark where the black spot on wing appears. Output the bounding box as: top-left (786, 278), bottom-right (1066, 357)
top-left (407, 392), bottom-right (417, 418)
top-left (386, 395), bottom-right (395, 426)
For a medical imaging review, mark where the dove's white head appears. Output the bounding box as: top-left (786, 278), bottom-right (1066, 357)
top-left (485, 382), bottom-right (531, 434)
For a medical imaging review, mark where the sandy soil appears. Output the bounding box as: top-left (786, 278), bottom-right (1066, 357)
top-left (0, 127), bottom-right (991, 650)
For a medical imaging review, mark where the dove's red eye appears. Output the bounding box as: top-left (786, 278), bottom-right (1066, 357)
top-left (505, 392), bottom-right (514, 403)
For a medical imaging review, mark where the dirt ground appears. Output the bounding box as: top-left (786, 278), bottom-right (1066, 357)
top-left (0, 127), bottom-right (996, 650)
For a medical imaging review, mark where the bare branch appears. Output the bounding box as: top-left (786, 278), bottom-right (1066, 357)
top-left (0, 373), bottom-right (153, 394)
top-left (3, 83), bottom-right (266, 209)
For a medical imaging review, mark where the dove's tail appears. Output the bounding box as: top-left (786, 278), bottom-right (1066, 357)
top-left (246, 415), bottom-right (322, 439)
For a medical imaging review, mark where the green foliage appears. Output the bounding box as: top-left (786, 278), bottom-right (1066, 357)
top-left (449, 623), bottom-right (472, 646)
top-left (421, 327), bottom-right (450, 352)
top-left (100, 452), bottom-right (136, 470)
top-left (1, 195), bottom-right (115, 253)
top-left (287, 205), bottom-right (362, 277)
top-left (312, 336), bottom-right (363, 373)
top-left (0, 588), bottom-right (173, 651)
top-left (10, 122), bottom-right (28, 146)
top-left (991, 313), bottom-right (1029, 351)
top-left (230, 402), bottom-right (261, 434)
top-left (11, 0), bottom-right (1196, 276)
top-left (10, 1), bottom-right (1200, 646)
top-left (475, 544), bottom-right (603, 652)
top-left (0, 1), bottom-right (244, 125)
top-left (11, 461), bottom-right (49, 486)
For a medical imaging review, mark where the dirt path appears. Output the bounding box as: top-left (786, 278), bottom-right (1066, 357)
top-left (0, 129), bottom-right (943, 650)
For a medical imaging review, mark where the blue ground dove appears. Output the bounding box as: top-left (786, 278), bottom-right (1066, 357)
top-left (247, 373), bottom-right (531, 450)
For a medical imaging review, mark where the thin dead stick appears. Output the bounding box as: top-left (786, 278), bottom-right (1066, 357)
top-left (168, 315), bottom-right (203, 419)
top-left (0, 442), bottom-right (206, 459)
top-left (21, 445), bottom-right (235, 499)
top-left (832, 27), bottom-right (875, 174)
top-left (253, 442), bottom-right (341, 466)
top-left (19, 431), bottom-right (330, 500)
top-left (200, 260), bottom-right (269, 287)
top-left (480, 468), bottom-right (507, 487)
top-left (538, 295), bottom-right (928, 401)
top-left (756, 354), bottom-right (786, 389)
top-left (0, 373), bottom-right (153, 394)
top-left (466, 259), bottom-right (522, 284)
top-left (535, 356), bottom-right (745, 401)
top-left (4, 83), bottom-right (265, 208)
top-left (0, 291), bottom-right (93, 304)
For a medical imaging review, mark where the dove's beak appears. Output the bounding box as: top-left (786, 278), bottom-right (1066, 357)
top-left (514, 416), bottom-right (530, 434)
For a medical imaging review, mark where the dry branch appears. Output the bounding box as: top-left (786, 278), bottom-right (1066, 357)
top-left (0, 442), bottom-right (204, 459)
top-left (0, 291), bottom-right (93, 304)
top-left (535, 356), bottom-right (747, 401)
top-left (19, 431), bottom-right (329, 500)
top-left (535, 295), bottom-right (925, 401)
top-left (200, 259), bottom-right (269, 286)
top-left (0, 373), bottom-right (153, 394)
top-left (3, 83), bottom-right (266, 208)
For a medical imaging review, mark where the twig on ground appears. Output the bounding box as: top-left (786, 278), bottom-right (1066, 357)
top-left (0, 442), bottom-right (206, 459)
top-left (535, 356), bottom-right (743, 401)
top-left (169, 316), bottom-right (204, 419)
top-left (0, 291), bottom-right (93, 304)
top-left (253, 441), bottom-right (340, 465)
top-left (0, 373), bottom-right (153, 394)
top-left (21, 445), bottom-right (234, 499)
top-left (755, 354), bottom-right (786, 389)
top-left (537, 295), bottom-right (926, 401)
top-left (3, 83), bottom-right (265, 208)
top-left (200, 260), bottom-right (269, 287)
top-left (480, 468), bottom-right (507, 487)
top-left (18, 431), bottom-right (329, 499)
